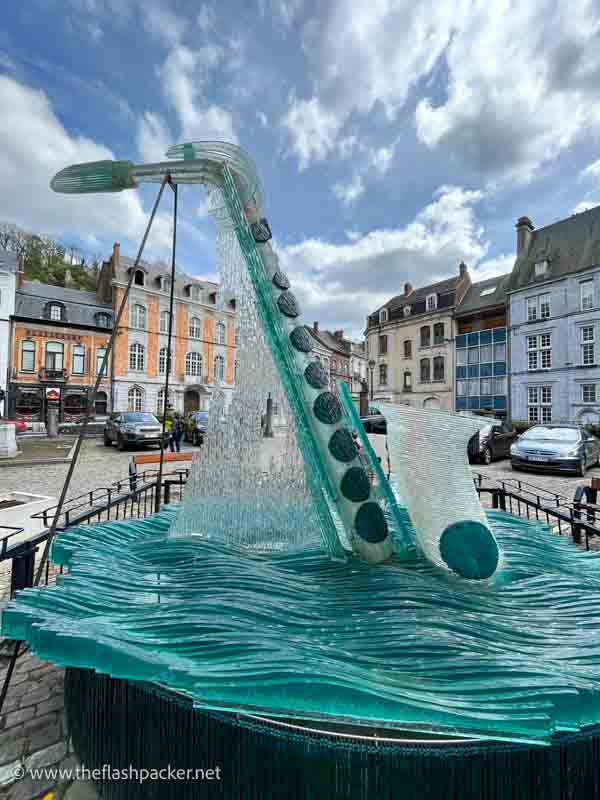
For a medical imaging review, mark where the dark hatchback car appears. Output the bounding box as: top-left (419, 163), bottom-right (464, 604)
top-left (510, 425), bottom-right (600, 476)
top-left (103, 412), bottom-right (168, 451)
top-left (360, 414), bottom-right (387, 435)
top-left (468, 421), bottom-right (517, 465)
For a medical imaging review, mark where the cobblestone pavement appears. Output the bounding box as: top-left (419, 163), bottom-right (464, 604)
top-left (0, 652), bottom-right (97, 800)
top-left (473, 455), bottom-right (600, 502)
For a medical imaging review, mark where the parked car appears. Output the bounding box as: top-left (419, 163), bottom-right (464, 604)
top-left (468, 421), bottom-right (517, 464)
top-left (510, 425), bottom-right (600, 476)
top-left (184, 410), bottom-right (209, 446)
top-left (103, 412), bottom-right (168, 451)
top-left (360, 414), bottom-right (387, 435)
top-left (2, 419), bottom-right (27, 434)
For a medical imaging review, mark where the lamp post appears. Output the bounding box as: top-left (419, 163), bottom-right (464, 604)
top-left (368, 359), bottom-right (376, 402)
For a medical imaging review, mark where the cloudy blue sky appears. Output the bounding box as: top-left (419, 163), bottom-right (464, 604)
top-left (1, 0), bottom-right (600, 335)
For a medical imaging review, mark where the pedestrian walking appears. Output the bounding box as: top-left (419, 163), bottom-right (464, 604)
top-left (169, 413), bottom-right (184, 453)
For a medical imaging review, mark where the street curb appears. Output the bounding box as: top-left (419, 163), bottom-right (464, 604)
top-left (0, 457), bottom-right (72, 468)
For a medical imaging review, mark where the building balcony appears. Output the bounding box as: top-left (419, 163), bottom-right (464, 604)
top-left (39, 368), bottom-right (68, 382)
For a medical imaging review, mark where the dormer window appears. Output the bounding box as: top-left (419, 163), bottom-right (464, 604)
top-left (535, 260), bottom-right (548, 277)
top-left (209, 292), bottom-right (217, 305)
top-left (426, 294), bottom-right (437, 311)
top-left (134, 270), bottom-right (145, 287)
top-left (95, 312), bottom-right (111, 328)
top-left (403, 305), bottom-right (411, 317)
top-left (379, 308), bottom-right (388, 324)
top-left (189, 285), bottom-right (202, 302)
top-left (45, 302), bottom-right (65, 322)
top-left (162, 276), bottom-right (172, 293)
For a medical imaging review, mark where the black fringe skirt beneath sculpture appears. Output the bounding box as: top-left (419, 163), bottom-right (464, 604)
top-left (65, 668), bottom-right (600, 800)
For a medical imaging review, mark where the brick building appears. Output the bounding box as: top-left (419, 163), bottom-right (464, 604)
top-left (8, 273), bottom-right (112, 423)
top-left (99, 244), bottom-right (236, 415)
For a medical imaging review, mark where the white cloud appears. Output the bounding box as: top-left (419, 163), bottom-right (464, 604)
top-left (283, 0), bottom-right (600, 183)
top-left (471, 254), bottom-right (515, 282)
top-left (260, 0), bottom-right (304, 27)
top-left (196, 4), bottom-right (215, 32)
top-left (370, 145), bottom-right (395, 175)
top-left (136, 111), bottom-right (172, 162)
top-left (0, 76), bottom-right (173, 258)
top-left (573, 200), bottom-right (600, 214)
top-left (583, 159), bottom-right (600, 179)
top-left (277, 185), bottom-right (488, 335)
top-left (159, 45), bottom-right (237, 144)
top-left (332, 174), bottom-right (365, 206)
top-left (256, 110), bottom-right (268, 128)
top-left (281, 95), bottom-right (341, 170)
top-left (141, 1), bottom-right (186, 47)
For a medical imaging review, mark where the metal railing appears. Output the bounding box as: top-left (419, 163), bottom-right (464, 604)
top-left (0, 467), bottom-right (189, 599)
top-left (473, 471), bottom-right (600, 549)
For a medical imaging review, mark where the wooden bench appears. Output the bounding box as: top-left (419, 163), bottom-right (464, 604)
top-left (129, 451), bottom-right (193, 491)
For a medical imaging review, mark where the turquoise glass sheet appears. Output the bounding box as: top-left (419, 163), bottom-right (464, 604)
top-left (6, 505), bottom-right (600, 744)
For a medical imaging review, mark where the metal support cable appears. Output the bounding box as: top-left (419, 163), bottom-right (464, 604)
top-left (155, 181), bottom-right (178, 513)
top-left (0, 175), bottom-right (170, 716)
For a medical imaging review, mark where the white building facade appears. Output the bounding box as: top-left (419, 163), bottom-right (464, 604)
top-left (0, 251), bottom-right (17, 416)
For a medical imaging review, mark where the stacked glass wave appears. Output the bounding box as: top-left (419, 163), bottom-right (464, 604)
top-left (6, 504), bottom-right (600, 745)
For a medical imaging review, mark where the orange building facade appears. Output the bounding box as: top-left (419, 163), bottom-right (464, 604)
top-left (101, 244), bottom-right (237, 415)
top-left (8, 279), bottom-right (113, 422)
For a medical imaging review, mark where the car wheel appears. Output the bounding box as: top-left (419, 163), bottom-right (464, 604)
top-left (117, 436), bottom-right (126, 452)
top-left (511, 461), bottom-right (519, 471)
top-left (103, 433), bottom-right (112, 447)
top-left (482, 446), bottom-right (492, 466)
top-left (577, 455), bottom-right (587, 477)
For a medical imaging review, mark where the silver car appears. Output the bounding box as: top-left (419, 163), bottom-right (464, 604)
top-left (510, 425), bottom-right (600, 476)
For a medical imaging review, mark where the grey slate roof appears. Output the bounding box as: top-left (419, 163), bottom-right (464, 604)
top-left (117, 256), bottom-right (219, 295)
top-left (368, 275), bottom-right (461, 326)
top-left (508, 205), bottom-right (600, 292)
top-left (304, 325), bottom-right (350, 357)
top-left (15, 281), bottom-right (113, 328)
top-left (0, 250), bottom-right (18, 272)
top-left (455, 273), bottom-right (511, 316)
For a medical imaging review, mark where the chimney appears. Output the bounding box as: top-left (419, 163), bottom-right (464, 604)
top-left (112, 242), bottom-right (120, 267)
top-left (334, 329), bottom-right (344, 341)
top-left (515, 216), bottom-right (534, 255)
top-left (404, 282), bottom-right (412, 296)
top-left (459, 260), bottom-right (468, 277)
top-left (313, 321), bottom-right (319, 334)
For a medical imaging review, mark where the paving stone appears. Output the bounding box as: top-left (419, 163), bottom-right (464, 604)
top-left (63, 780), bottom-right (98, 800)
top-left (0, 758), bottom-right (21, 788)
top-left (20, 712), bottom-right (60, 740)
top-left (35, 696), bottom-right (64, 717)
top-left (25, 741), bottom-right (67, 771)
top-left (0, 733), bottom-right (27, 767)
top-left (3, 707), bottom-right (36, 730)
top-left (27, 721), bottom-right (62, 753)
top-left (19, 688), bottom-right (51, 710)
top-left (6, 775), bottom-right (55, 800)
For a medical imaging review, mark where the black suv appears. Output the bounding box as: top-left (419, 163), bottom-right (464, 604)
top-left (103, 412), bottom-right (168, 451)
top-left (468, 420), bottom-right (517, 465)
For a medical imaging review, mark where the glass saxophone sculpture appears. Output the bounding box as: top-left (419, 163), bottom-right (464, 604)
top-left (50, 142), bottom-right (492, 574)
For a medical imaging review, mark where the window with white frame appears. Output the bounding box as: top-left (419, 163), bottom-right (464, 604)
top-left (72, 345), bottom-right (85, 375)
top-left (189, 317), bottom-right (202, 339)
top-left (185, 352), bottom-right (202, 377)
top-left (379, 364), bottom-right (388, 385)
top-left (214, 354), bottom-right (225, 381)
top-left (128, 386), bottom-right (143, 412)
top-left (215, 322), bottom-right (226, 345)
top-left (581, 280), bottom-right (594, 312)
top-left (379, 308), bottom-right (388, 323)
top-left (527, 385), bottom-right (552, 423)
top-left (426, 294), bottom-right (437, 311)
top-left (160, 310), bottom-right (170, 334)
top-left (403, 305), bottom-right (411, 317)
top-left (527, 333), bottom-right (551, 370)
top-left (129, 343), bottom-right (145, 371)
top-left (132, 304), bottom-right (146, 329)
top-left (190, 285), bottom-right (202, 302)
top-left (581, 326), bottom-right (595, 366)
top-left (527, 294), bottom-right (551, 321)
top-left (156, 388), bottom-right (172, 414)
top-left (96, 347), bottom-right (107, 376)
top-left (49, 303), bottom-right (63, 321)
top-left (234, 326), bottom-right (239, 347)
top-left (582, 384), bottom-right (596, 403)
top-left (162, 277), bottom-right (172, 293)
top-left (456, 380), bottom-right (466, 396)
top-left (535, 260), bottom-right (548, 277)
top-left (158, 347), bottom-right (171, 375)
top-left (20, 339), bottom-right (35, 372)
